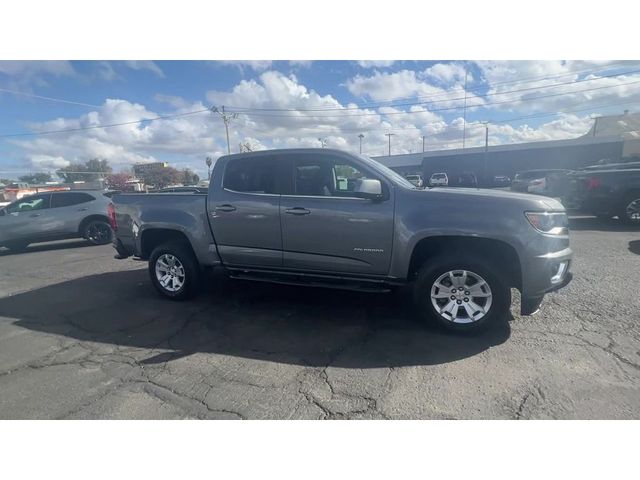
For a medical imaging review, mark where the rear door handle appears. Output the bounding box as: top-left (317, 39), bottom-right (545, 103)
top-left (29, 213), bottom-right (41, 217)
top-left (285, 207), bottom-right (311, 215)
top-left (215, 204), bottom-right (237, 212)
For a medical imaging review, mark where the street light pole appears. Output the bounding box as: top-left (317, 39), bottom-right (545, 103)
top-left (422, 135), bottom-right (426, 153)
top-left (385, 133), bottom-right (395, 156)
top-left (358, 133), bottom-right (364, 154)
top-left (211, 106), bottom-right (238, 155)
top-left (205, 156), bottom-right (212, 179)
top-left (462, 67), bottom-right (469, 149)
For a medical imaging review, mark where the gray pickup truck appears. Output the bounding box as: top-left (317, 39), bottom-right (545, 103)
top-left (111, 148), bottom-right (572, 333)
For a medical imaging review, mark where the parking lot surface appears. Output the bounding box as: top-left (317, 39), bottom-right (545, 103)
top-left (1, 217), bottom-right (639, 419)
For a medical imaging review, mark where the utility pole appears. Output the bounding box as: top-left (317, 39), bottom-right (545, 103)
top-left (462, 67), bottom-right (469, 149)
top-left (318, 137), bottom-right (328, 148)
top-left (385, 133), bottom-right (395, 156)
top-left (422, 135), bottom-right (426, 153)
top-left (593, 116), bottom-right (600, 137)
top-left (211, 106), bottom-right (238, 155)
top-left (483, 122), bottom-right (489, 187)
top-left (358, 133), bottom-right (364, 154)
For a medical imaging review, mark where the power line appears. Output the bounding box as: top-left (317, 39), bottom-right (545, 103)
top-left (0, 108), bottom-right (212, 138)
top-left (224, 77), bottom-right (640, 119)
top-left (0, 87), bottom-right (103, 108)
top-left (224, 67), bottom-right (640, 113)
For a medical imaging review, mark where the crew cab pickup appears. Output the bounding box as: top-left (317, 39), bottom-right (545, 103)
top-left (110, 149), bottom-right (572, 333)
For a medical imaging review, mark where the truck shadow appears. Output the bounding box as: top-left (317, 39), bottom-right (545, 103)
top-left (629, 240), bottom-right (640, 256)
top-left (0, 239), bottom-right (94, 256)
top-left (0, 269), bottom-right (511, 369)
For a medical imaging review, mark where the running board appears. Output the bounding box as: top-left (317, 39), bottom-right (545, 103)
top-left (227, 269), bottom-right (392, 293)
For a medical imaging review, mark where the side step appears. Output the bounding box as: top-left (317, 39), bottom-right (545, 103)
top-left (227, 268), bottom-right (393, 293)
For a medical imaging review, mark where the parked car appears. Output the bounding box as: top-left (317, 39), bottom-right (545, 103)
top-left (562, 165), bottom-right (640, 225)
top-left (111, 148), bottom-right (572, 334)
top-left (429, 172), bottom-right (449, 187)
top-left (404, 174), bottom-right (424, 188)
top-left (449, 172), bottom-right (478, 188)
top-left (0, 190), bottom-right (113, 251)
top-left (511, 169), bottom-right (571, 197)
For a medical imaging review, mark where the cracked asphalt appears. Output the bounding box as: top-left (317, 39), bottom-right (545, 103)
top-left (0, 216), bottom-right (639, 419)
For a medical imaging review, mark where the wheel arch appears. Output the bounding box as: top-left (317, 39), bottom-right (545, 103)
top-left (78, 214), bottom-right (110, 236)
top-left (139, 228), bottom-right (196, 260)
top-left (407, 235), bottom-right (522, 290)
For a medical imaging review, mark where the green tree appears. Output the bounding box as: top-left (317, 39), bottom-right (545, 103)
top-left (138, 164), bottom-right (182, 189)
top-left (18, 172), bottom-right (53, 184)
top-left (57, 158), bottom-right (112, 182)
top-left (181, 168), bottom-right (200, 185)
top-left (104, 172), bottom-right (132, 190)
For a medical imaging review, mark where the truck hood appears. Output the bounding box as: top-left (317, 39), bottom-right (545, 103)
top-left (413, 187), bottom-right (565, 211)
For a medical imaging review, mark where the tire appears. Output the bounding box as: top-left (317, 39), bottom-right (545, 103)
top-left (83, 219), bottom-right (113, 245)
top-left (2, 240), bottom-right (30, 252)
top-left (618, 193), bottom-right (640, 226)
top-left (148, 241), bottom-right (200, 300)
top-left (412, 254), bottom-right (511, 334)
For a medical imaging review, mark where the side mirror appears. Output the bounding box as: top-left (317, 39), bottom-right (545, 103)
top-left (353, 178), bottom-right (383, 200)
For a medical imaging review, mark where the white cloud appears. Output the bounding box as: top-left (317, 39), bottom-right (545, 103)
top-left (221, 60), bottom-right (273, 72)
top-left (124, 61), bottom-right (165, 78)
top-left (356, 61), bottom-right (395, 68)
top-left (424, 62), bottom-right (469, 84)
top-left (0, 61), bottom-right (74, 78)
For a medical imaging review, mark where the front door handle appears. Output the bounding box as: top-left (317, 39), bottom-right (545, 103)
top-left (215, 204), bottom-right (237, 212)
top-left (285, 207), bottom-right (311, 215)
top-left (29, 213), bottom-right (41, 218)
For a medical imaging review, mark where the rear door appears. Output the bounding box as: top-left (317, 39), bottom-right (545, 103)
top-left (50, 192), bottom-right (97, 234)
top-left (0, 193), bottom-right (52, 243)
top-left (279, 152), bottom-right (395, 275)
top-left (208, 154), bottom-right (286, 267)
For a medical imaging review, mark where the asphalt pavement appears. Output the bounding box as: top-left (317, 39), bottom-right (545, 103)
top-left (0, 217), bottom-right (639, 419)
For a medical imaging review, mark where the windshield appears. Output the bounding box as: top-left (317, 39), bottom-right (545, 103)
top-left (357, 154), bottom-right (417, 189)
top-left (432, 174), bottom-right (446, 179)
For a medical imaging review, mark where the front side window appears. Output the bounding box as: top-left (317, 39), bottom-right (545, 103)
top-left (51, 192), bottom-right (95, 208)
top-left (293, 157), bottom-right (375, 197)
top-left (5, 194), bottom-right (51, 214)
top-left (223, 157), bottom-right (278, 194)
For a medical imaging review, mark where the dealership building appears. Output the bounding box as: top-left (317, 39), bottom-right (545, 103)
top-left (373, 111), bottom-right (640, 183)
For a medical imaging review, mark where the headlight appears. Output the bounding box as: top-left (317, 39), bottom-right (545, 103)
top-left (525, 211), bottom-right (568, 235)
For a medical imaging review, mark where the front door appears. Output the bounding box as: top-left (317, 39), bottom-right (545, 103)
top-left (207, 154), bottom-right (285, 268)
top-left (279, 152), bottom-right (394, 275)
top-left (0, 193), bottom-right (52, 244)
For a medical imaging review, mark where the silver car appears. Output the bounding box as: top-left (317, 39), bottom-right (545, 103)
top-left (0, 190), bottom-right (113, 251)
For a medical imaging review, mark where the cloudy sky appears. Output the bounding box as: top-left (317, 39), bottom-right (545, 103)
top-left (1, 60), bottom-right (640, 178)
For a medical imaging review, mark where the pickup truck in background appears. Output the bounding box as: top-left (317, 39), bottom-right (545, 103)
top-left (562, 163), bottom-right (640, 225)
top-left (111, 148), bottom-right (572, 334)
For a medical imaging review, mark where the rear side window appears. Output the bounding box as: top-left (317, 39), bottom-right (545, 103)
top-left (51, 192), bottom-right (95, 208)
top-left (223, 157), bottom-right (278, 194)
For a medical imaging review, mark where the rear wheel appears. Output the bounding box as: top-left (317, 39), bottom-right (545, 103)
top-left (413, 254), bottom-right (511, 334)
top-left (84, 219), bottom-right (113, 245)
top-left (148, 241), bottom-right (200, 300)
top-left (619, 193), bottom-right (640, 226)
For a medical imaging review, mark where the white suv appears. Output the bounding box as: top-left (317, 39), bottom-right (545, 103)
top-left (429, 172), bottom-right (449, 187)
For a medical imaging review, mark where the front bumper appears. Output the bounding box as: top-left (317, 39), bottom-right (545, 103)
top-left (520, 248), bottom-right (573, 315)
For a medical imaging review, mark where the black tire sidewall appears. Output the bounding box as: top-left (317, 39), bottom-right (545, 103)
top-left (84, 220), bottom-right (113, 245)
top-left (413, 254), bottom-right (511, 333)
top-left (619, 193), bottom-right (640, 226)
top-left (148, 242), bottom-right (199, 300)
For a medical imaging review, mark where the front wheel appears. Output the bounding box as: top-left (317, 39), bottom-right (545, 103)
top-left (148, 242), bottom-right (200, 300)
top-left (413, 254), bottom-right (511, 334)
